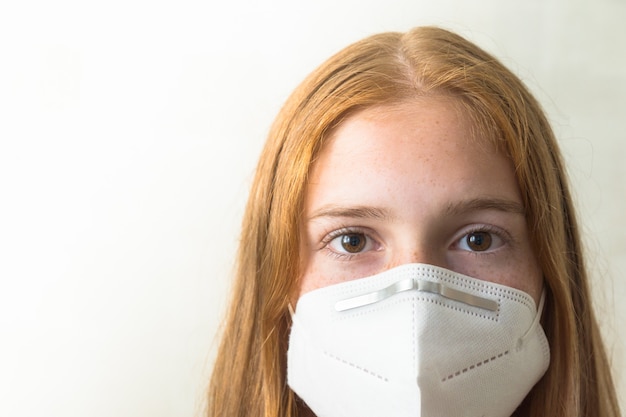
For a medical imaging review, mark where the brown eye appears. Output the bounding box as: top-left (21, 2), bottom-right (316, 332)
top-left (340, 233), bottom-right (367, 253)
top-left (465, 232), bottom-right (492, 251)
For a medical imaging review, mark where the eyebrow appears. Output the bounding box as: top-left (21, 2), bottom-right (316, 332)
top-left (307, 205), bottom-right (394, 221)
top-left (307, 198), bottom-right (525, 221)
top-left (444, 198), bottom-right (526, 216)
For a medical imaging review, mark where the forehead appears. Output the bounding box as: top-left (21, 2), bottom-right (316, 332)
top-left (322, 96), bottom-right (496, 162)
top-left (305, 96), bottom-right (520, 211)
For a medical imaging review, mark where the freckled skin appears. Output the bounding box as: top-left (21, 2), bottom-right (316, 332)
top-left (298, 97), bottom-right (543, 305)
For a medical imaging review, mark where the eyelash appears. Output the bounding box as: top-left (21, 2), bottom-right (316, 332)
top-left (453, 224), bottom-right (512, 254)
top-left (320, 226), bottom-right (376, 261)
top-left (320, 224), bottom-right (513, 260)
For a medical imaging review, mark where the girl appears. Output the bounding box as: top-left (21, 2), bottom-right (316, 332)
top-left (208, 26), bottom-right (621, 417)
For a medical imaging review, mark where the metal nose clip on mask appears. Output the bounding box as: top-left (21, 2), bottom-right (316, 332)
top-left (287, 263), bottom-right (550, 417)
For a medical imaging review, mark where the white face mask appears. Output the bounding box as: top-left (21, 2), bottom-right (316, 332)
top-left (287, 263), bottom-right (550, 417)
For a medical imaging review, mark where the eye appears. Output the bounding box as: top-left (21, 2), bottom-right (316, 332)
top-left (457, 230), bottom-right (503, 252)
top-left (327, 232), bottom-right (374, 255)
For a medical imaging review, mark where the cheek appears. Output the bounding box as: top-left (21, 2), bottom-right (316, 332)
top-left (510, 258), bottom-right (543, 306)
top-left (297, 258), bottom-right (369, 300)
top-left (297, 252), bottom-right (390, 301)
top-left (460, 250), bottom-right (543, 305)
top-left (297, 266), bottom-right (328, 299)
top-left (297, 239), bottom-right (339, 301)
top-left (505, 239), bottom-right (544, 305)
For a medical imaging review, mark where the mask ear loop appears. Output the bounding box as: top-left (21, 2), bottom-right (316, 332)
top-left (518, 287), bottom-right (546, 349)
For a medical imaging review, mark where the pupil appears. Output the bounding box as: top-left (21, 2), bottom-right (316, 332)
top-left (468, 232), bottom-right (491, 251)
top-left (341, 234), bottom-right (365, 253)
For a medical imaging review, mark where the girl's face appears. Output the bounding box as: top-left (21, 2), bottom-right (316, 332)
top-left (298, 96), bottom-right (543, 304)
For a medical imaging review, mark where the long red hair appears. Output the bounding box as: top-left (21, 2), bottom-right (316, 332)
top-left (208, 26), bottom-right (620, 417)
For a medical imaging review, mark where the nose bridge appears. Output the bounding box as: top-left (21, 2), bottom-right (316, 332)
top-left (387, 244), bottom-right (446, 270)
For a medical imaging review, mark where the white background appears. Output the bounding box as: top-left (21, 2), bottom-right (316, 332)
top-left (0, 0), bottom-right (624, 416)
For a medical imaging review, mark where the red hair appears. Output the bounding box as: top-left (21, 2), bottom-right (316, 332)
top-left (208, 26), bottom-right (620, 417)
